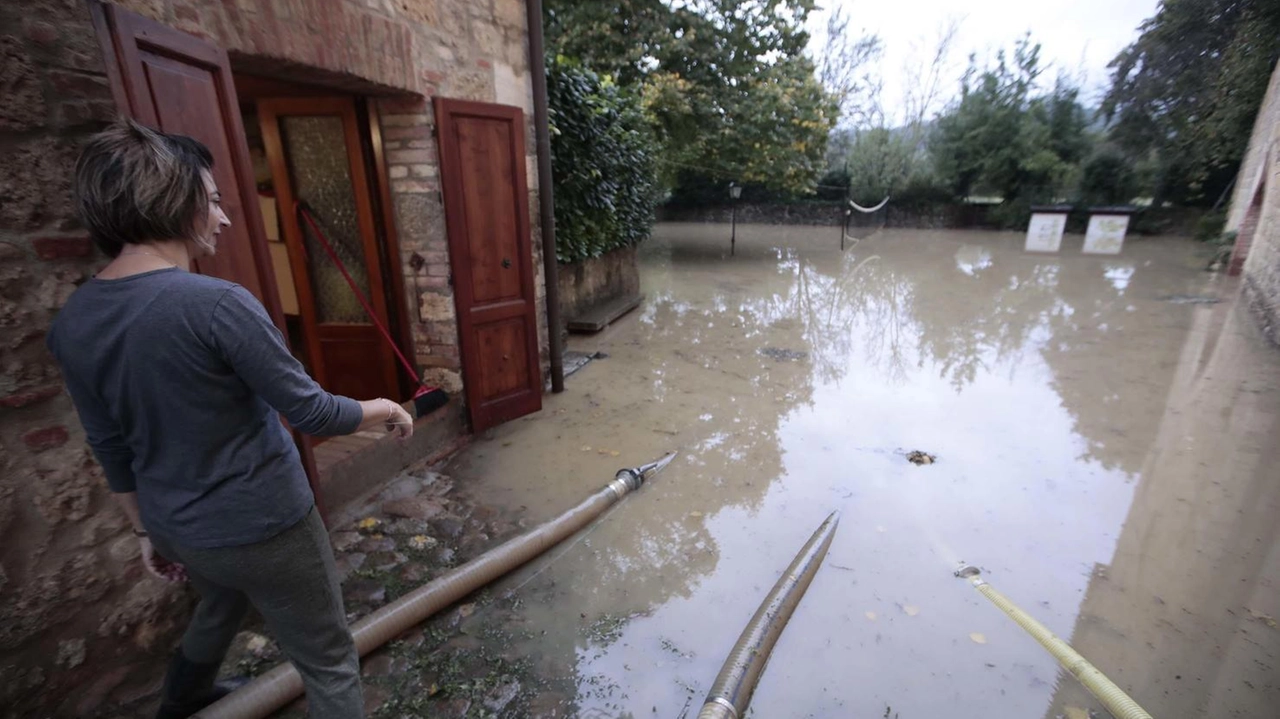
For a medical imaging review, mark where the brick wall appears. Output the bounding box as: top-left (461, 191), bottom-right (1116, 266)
top-left (1225, 61), bottom-right (1280, 345)
top-left (1, 0), bottom-right (548, 714)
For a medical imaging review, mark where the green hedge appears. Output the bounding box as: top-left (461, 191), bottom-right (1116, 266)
top-left (548, 57), bottom-right (658, 263)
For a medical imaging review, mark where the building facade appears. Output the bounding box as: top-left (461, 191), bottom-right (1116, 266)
top-left (1225, 59), bottom-right (1280, 345)
top-left (0, 0), bottom-right (549, 712)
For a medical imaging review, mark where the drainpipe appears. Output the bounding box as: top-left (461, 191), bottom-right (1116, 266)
top-left (527, 0), bottom-right (565, 393)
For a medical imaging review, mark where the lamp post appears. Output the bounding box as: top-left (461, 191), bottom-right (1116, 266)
top-left (729, 183), bottom-right (743, 256)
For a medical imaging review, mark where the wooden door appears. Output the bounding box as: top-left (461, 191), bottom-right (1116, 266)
top-left (435, 99), bottom-right (542, 431)
top-left (258, 97), bottom-right (401, 401)
top-left (90, 2), bottom-right (320, 494)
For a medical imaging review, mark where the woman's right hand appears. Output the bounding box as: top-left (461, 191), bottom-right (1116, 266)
top-left (140, 537), bottom-right (187, 583)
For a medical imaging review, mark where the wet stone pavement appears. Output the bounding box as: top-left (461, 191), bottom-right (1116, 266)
top-left (238, 225), bottom-right (1277, 719)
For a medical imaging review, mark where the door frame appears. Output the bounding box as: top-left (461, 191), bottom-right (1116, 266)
top-left (435, 97), bottom-right (543, 431)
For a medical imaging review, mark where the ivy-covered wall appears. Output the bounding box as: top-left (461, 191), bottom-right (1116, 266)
top-left (547, 58), bottom-right (658, 263)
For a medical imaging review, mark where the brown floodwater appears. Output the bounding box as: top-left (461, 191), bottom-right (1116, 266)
top-left (444, 224), bottom-right (1280, 718)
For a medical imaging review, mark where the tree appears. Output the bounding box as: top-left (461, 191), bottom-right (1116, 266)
top-left (545, 0), bottom-right (838, 196)
top-left (1102, 0), bottom-right (1280, 205)
top-left (815, 5), bottom-right (883, 129)
top-left (932, 36), bottom-right (1089, 213)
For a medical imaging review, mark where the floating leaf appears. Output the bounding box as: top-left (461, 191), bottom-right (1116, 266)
top-left (1247, 608), bottom-right (1278, 628)
top-left (970, 632), bottom-right (987, 644)
top-left (458, 603), bottom-right (476, 619)
top-left (865, 611), bottom-right (877, 621)
top-left (903, 605), bottom-right (920, 617)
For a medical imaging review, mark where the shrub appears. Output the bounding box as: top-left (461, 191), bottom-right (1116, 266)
top-left (1079, 149), bottom-right (1138, 206)
top-left (548, 57), bottom-right (659, 263)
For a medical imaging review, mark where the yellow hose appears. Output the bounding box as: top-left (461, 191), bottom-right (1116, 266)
top-left (956, 567), bottom-right (1154, 719)
top-left (195, 453), bottom-right (676, 719)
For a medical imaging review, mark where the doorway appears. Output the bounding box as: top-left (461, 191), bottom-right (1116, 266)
top-left (237, 79), bottom-right (410, 402)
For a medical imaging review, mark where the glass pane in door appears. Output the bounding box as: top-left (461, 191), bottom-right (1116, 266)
top-left (279, 115), bottom-right (371, 323)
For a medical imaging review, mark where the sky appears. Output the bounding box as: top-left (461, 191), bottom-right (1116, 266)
top-left (807, 0), bottom-right (1161, 125)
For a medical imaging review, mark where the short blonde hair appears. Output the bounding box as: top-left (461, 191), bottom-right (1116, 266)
top-left (74, 119), bottom-right (214, 257)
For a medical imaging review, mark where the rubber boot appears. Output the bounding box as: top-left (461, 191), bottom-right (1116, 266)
top-left (153, 650), bottom-right (244, 719)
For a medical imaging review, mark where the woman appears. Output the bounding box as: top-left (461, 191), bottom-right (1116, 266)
top-left (48, 119), bottom-right (413, 718)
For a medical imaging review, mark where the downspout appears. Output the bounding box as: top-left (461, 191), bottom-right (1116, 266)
top-left (527, 0), bottom-right (565, 393)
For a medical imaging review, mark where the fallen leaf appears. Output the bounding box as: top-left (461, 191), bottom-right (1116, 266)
top-left (1247, 608), bottom-right (1278, 628)
top-left (865, 611), bottom-right (877, 621)
top-left (970, 632), bottom-right (987, 644)
top-left (903, 605), bottom-right (920, 617)
top-left (610, 450), bottom-right (620, 457)
top-left (428, 683), bottom-right (440, 697)
top-left (357, 517), bottom-right (380, 530)
top-left (1063, 707), bottom-right (1089, 719)
top-left (458, 603), bottom-right (476, 619)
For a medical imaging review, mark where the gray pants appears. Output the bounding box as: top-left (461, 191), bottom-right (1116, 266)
top-left (153, 507), bottom-right (363, 718)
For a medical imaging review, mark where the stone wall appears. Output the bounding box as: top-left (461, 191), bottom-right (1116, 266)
top-left (0, 1), bottom-right (197, 715)
top-left (557, 245), bottom-right (640, 321)
top-left (0, 0), bottom-right (547, 714)
top-left (1225, 61), bottom-right (1280, 345)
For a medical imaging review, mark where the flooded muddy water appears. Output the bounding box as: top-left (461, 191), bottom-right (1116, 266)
top-left (444, 225), bottom-right (1280, 718)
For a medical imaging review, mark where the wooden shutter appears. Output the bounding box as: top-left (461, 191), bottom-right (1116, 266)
top-left (91, 2), bottom-right (322, 505)
top-left (435, 99), bottom-right (543, 431)
top-left (90, 1), bottom-right (283, 325)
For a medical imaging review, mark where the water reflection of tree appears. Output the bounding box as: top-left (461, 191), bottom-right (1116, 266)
top-left (500, 233), bottom-right (829, 715)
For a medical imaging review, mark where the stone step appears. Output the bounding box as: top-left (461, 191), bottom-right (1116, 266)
top-left (566, 293), bottom-right (644, 333)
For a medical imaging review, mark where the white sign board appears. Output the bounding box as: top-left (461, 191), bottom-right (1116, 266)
top-left (1025, 212), bottom-right (1067, 252)
top-left (1083, 214), bottom-right (1130, 255)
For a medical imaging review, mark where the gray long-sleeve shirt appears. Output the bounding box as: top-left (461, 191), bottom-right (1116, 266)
top-left (48, 268), bottom-right (362, 548)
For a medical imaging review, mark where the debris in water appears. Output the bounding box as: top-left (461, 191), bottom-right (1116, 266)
top-left (1159, 294), bottom-right (1222, 304)
top-left (458, 603), bottom-right (476, 619)
top-left (1246, 608), bottom-right (1278, 628)
top-left (688, 511), bottom-right (704, 518)
top-left (580, 445), bottom-right (592, 452)
top-left (357, 517), bottom-right (381, 531)
top-left (903, 605), bottom-right (920, 617)
top-left (759, 346), bottom-right (809, 362)
top-left (970, 632), bottom-right (988, 644)
top-left (906, 450), bottom-right (936, 465)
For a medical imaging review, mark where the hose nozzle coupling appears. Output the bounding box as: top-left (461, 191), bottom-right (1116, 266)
top-left (954, 564), bottom-right (985, 586)
top-left (607, 451), bottom-right (677, 499)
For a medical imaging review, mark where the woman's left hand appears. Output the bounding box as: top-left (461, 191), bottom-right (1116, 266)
top-left (139, 537), bottom-right (188, 583)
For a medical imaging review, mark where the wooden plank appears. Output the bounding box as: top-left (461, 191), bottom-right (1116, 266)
top-left (567, 294), bottom-right (644, 333)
